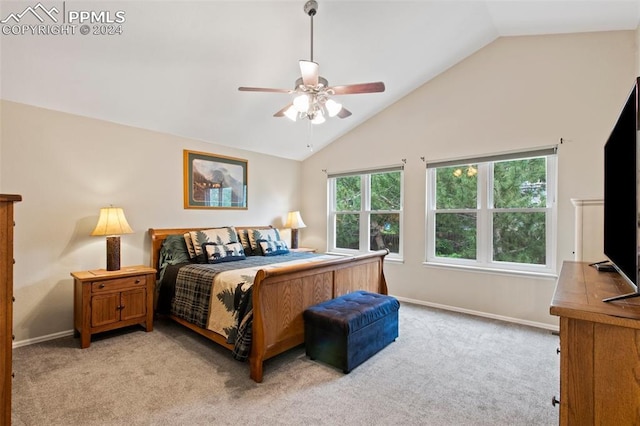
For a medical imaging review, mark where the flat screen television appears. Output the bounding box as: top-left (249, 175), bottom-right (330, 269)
top-left (603, 77), bottom-right (640, 302)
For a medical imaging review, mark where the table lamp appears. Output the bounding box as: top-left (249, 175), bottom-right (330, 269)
top-left (285, 211), bottom-right (307, 249)
top-left (91, 206), bottom-right (134, 271)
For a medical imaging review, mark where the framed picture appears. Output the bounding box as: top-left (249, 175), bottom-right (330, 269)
top-left (183, 149), bottom-right (248, 209)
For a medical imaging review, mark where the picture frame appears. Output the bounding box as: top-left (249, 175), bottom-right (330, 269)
top-left (183, 149), bottom-right (248, 209)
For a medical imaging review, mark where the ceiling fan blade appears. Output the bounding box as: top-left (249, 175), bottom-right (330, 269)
top-left (274, 103), bottom-right (293, 117)
top-left (299, 60), bottom-right (319, 87)
top-left (238, 86), bottom-right (293, 93)
top-left (337, 107), bottom-right (352, 119)
top-left (330, 82), bottom-right (386, 95)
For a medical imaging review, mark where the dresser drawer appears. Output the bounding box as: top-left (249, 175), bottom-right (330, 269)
top-left (91, 275), bottom-right (146, 293)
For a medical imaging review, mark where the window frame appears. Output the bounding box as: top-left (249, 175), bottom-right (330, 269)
top-left (328, 166), bottom-right (404, 260)
top-left (425, 148), bottom-right (557, 274)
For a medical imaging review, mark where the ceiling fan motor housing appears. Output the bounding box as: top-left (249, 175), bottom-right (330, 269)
top-left (304, 1), bottom-right (318, 17)
top-left (295, 76), bottom-right (329, 90)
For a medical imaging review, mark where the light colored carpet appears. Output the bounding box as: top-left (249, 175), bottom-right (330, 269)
top-left (12, 303), bottom-right (559, 425)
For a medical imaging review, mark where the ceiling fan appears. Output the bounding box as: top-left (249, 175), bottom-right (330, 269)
top-left (238, 0), bottom-right (385, 124)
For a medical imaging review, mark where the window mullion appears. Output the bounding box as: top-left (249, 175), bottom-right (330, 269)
top-left (328, 179), bottom-right (335, 251)
top-left (361, 174), bottom-right (370, 252)
top-left (476, 162), bottom-right (490, 264)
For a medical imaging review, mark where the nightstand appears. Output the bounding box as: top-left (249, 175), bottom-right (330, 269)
top-left (290, 247), bottom-right (317, 253)
top-left (71, 265), bottom-right (156, 348)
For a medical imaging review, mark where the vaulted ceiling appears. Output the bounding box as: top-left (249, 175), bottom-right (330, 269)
top-left (2, 1), bottom-right (639, 160)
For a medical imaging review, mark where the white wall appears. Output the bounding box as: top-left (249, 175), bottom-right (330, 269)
top-left (301, 31), bottom-right (636, 328)
top-left (1, 101), bottom-right (302, 342)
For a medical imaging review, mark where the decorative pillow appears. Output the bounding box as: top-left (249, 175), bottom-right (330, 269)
top-left (203, 242), bottom-right (246, 264)
top-left (188, 227), bottom-right (239, 261)
top-left (237, 229), bottom-right (253, 256)
top-left (258, 239), bottom-right (289, 256)
top-left (247, 228), bottom-right (281, 252)
top-left (158, 235), bottom-right (192, 281)
top-left (160, 235), bottom-right (191, 265)
top-left (183, 232), bottom-right (197, 260)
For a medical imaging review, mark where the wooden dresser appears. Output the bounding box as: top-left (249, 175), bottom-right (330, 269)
top-left (0, 194), bottom-right (21, 426)
top-left (550, 261), bottom-right (640, 425)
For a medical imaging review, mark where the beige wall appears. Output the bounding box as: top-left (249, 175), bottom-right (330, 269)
top-left (301, 30), bottom-right (636, 328)
top-left (636, 25), bottom-right (640, 74)
top-left (1, 30), bottom-right (636, 343)
top-left (1, 101), bottom-right (302, 342)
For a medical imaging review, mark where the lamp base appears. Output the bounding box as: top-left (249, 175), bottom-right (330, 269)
top-left (291, 229), bottom-right (300, 249)
top-left (106, 236), bottom-right (121, 271)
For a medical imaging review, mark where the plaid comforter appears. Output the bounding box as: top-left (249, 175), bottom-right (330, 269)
top-left (171, 252), bottom-right (331, 360)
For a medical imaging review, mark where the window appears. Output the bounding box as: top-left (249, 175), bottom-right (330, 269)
top-left (328, 166), bottom-right (403, 258)
top-left (426, 148), bottom-right (556, 273)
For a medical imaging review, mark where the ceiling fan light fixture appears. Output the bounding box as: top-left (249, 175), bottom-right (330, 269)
top-left (325, 99), bottom-right (342, 117)
top-left (238, 0), bottom-right (385, 125)
top-left (311, 110), bottom-right (325, 124)
top-left (284, 105), bottom-right (298, 121)
top-left (293, 94), bottom-right (310, 113)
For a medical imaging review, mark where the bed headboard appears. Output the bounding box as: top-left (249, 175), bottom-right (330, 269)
top-left (148, 226), bottom-right (273, 271)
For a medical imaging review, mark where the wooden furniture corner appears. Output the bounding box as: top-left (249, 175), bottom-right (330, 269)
top-left (550, 261), bottom-right (640, 425)
top-left (1, 194), bottom-right (21, 426)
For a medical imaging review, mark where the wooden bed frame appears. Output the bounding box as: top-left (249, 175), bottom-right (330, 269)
top-left (149, 226), bottom-right (388, 382)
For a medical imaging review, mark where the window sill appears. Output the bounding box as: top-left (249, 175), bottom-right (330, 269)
top-left (422, 261), bottom-right (558, 280)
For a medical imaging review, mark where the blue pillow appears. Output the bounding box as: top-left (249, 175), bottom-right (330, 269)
top-left (203, 242), bottom-right (246, 263)
top-left (258, 239), bottom-right (289, 256)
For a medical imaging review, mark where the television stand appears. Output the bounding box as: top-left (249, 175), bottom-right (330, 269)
top-left (550, 261), bottom-right (640, 425)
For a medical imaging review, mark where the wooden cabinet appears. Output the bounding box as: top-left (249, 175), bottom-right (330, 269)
top-left (550, 261), bottom-right (640, 425)
top-left (72, 265), bottom-right (155, 348)
top-left (0, 194), bottom-right (21, 426)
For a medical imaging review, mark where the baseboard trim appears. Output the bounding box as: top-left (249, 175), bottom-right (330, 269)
top-left (393, 295), bottom-right (560, 332)
top-left (13, 297), bottom-right (559, 348)
top-left (13, 329), bottom-right (75, 349)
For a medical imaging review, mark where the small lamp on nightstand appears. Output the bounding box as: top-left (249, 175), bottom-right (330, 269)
top-left (91, 206), bottom-right (134, 271)
top-left (285, 211), bottom-right (307, 249)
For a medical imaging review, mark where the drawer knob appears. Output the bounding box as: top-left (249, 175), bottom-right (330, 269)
top-left (117, 305), bottom-right (125, 310)
top-left (12, 334), bottom-right (15, 341)
top-left (135, 279), bottom-right (141, 284)
top-left (552, 396), bottom-right (560, 407)
top-left (99, 283), bottom-right (105, 289)
top-left (556, 347), bottom-right (560, 355)
top-left (12, 296), bottom-right (15, 302)
top-left (11, 372), bottom-right (15, 379)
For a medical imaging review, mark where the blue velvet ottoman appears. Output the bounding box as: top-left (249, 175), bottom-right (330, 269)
top-left (303, 290), bottom-right (400, 373)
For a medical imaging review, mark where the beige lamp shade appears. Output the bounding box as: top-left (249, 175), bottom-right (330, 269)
top-left (91, 207), bottom-right (134, 236)
top-left (91, 207), bottom-right (133, 271)
top-left (284, 211), bottom-right (307, 230)
top-left (285, 211), bottom-right (306, 249)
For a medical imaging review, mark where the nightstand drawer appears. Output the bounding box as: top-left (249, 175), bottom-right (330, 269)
top-left (91, 275), bottom-right (147, 293)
